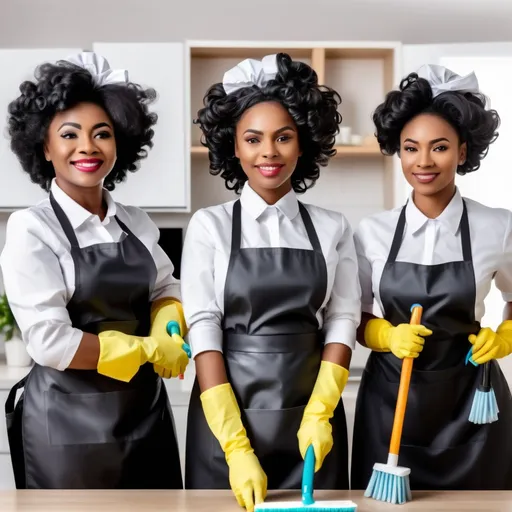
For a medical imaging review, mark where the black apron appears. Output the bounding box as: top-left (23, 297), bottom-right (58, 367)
top-left (5, 192), bottom-right (183, 489)
top-left (185, 199), bottom-right (349, 490)
top-left (351, 201), bottom-right (512, 490)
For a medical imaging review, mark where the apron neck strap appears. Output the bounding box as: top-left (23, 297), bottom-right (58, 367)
top-left (298, 202), bottom-right (322, 253)
top-left (387, 198), bottom-right (472, 264)
top-left (231, 199), bottom-right (243, 254)
top-left (230, 199), bottom-right (322, 253)
top-left (50, 192), bottom-right (79, 248)
top-left (459, 200), bottom-right (472, 262)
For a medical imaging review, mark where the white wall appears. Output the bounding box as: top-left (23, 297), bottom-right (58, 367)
top-left (1, 0), bottom-right (512, 48)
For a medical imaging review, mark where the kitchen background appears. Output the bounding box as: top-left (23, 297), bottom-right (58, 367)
top-left (0, 0), bottom-right (511, 488)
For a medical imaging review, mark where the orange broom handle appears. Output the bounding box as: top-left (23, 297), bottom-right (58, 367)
top-left (389, 304), bottom-right (423, 457)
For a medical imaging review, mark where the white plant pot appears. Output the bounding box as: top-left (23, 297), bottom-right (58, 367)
top-left (4, 336), bottom-right (32, 367)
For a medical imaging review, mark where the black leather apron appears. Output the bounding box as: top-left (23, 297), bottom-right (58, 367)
top-left (5, 193), bottom-right (183, 489)
top-left (351, 201), bottom-right (512, 490)
top-left (186, 199), bottom-right (349, 490)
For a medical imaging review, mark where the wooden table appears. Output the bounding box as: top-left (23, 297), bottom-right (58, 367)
top-left (1, 490), bottom-right (512, 511)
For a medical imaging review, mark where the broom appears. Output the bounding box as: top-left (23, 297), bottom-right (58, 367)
top-left (466, 348), bottom-right (499, 424)
top-left (254, 445), bottom-right (357, 511)
top-left (364, 303), bottom-right (423, 505)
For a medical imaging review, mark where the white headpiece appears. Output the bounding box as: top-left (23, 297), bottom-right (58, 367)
top-left (65, 51), bottom-right (129, 87)
top-left (416, 64), bottom-right (479, 98)
top-left (222, 54), bottom-right (279, 95)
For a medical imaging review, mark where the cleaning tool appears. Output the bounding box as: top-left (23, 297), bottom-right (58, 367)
top-left (466, 350), bottom-right (498, 424)
top-left (97, 328), bottom-right (189, 382)
top-left (254, 445), bottom-right (357, 511)
top-left (167, 320), bottom-right (191, 380)
top-left (364, 303), bottom-right (423, 505)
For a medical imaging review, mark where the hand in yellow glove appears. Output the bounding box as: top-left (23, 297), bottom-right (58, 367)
top-left (201, 383), bottom-right (267, 512)
top-left (150, 298), bottom-right (189, 379)
top-left (364, 318), bottom-right (432, 359)
top-left (469, 321), bottom-right (512, 364)
top-left (297, 361), bottom-right (349, 472)
top-left (97, 330), bottom-right (189, 382)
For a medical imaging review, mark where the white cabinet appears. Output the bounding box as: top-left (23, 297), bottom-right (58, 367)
top-left (0, 48), bottom-right (81, 210)
top-left (93, 43), bottom-right (189, 211)
top-left (0, 455), bottom-right (14, 490)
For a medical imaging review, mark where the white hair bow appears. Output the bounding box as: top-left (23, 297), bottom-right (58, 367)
top-left (65, 51), bottom-right (129, 87)
top-left (416, 64), bottom-right (479, 98)
top-left (223, 54), bottom-right (278, 94)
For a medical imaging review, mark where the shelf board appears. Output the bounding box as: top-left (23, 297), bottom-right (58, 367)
top-left (191, 145), bottom-right (382, 157)
top-left (191, 47), bottom-right (312, 59)
top-left (191, 146), bottom-right (209, 154)
top-left (332, 144), bottom-right (382, 157)
top-left (325, 48), bottom-right (395, 59)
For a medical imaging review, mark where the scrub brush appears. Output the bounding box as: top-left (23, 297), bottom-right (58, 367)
top-left (166, 320), bottom-right (191, 380)
top-left (255, 445), bottom-right (357, 511)
top-left (364, 303), bottom-right (423, 505)
top-left (466, 349), bottom-right (499, 424)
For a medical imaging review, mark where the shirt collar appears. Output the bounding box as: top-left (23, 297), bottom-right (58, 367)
top-left (50, 179), bottom-right (117, 230)
top-left (240, 183), bottom-right (300, 221)
top-left (406, 187), bottom-right (463, 236)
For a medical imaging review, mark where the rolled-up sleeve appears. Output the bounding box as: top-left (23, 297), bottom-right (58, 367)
top-left (354, 221), bottom-right (375, 314)
top-left (495, 210), bottom-right (512, 302)
top-left (180, 210), bottom-right (223, 357)
top-left (322, 217), bottom-right (361, 349)
top-left (0, 211), bottom-right (82, 370)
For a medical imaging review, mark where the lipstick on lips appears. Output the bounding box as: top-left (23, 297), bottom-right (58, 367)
top-left (413, 172), bottom-right (439, 184)
top-left (256, 163), bottom-right (284, 178)
top-left (71, 158), bottom-right (103, 173)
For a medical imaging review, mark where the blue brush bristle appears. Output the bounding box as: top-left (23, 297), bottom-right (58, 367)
top-left (469, 388), bottom-right (499, 424)
top-left (255, 500), bottom-right (357, 511)
top-left (365, 469), bottom-right (411, 505)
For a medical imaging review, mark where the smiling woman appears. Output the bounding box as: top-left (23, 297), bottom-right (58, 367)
top-left (182, 52), bottom-right (362, 512)
top-left (351, 64), bottom-right (512, 493)
top-left (0, 52), bottom-right (188, 491)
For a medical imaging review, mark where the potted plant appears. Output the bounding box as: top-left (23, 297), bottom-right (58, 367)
top-left (0, 293), bottom-right (31, 367)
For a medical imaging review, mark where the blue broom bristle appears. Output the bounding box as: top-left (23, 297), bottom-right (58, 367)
top-left (469, 388), bottom-right (499, 424)
top-left (364, 469), bottom-right (411, 505)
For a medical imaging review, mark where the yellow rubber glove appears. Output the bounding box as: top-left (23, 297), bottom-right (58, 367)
top-left (150, 298), bottom-right (189, 379)
top-left (200, 383), bottom-right (267, 512)
top-left (297, 361), bottom-right (349, 472)
top-left (97, 331), bottom-right (189, 382)
top-left (469, 320), bottom-right (512, 364)
top-left (364, 318), bottom-right (432, 359)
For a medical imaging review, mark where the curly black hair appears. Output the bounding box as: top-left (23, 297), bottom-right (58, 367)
top-left (195, 52), bottom-right (342, 194)
top-left (7, 57), bottom-right (157, 191)
top-left (372, 72), bottom-right (500, 175)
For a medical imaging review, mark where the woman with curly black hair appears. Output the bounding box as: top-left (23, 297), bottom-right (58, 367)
top-left (181, 53), bottom-right (361, 509)
top-left (351, 64), bottom-right (512, 491)
top-left (0, 52), bottom-right (189, 489)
